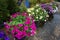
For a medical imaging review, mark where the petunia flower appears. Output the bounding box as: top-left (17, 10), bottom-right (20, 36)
top-left (30, 30), bottom-right (36, 36)
top-left (0, 31), bottom-right (5, 38)
top-left (5, 24), bottom-right (10, 30)
top-left (4, 36), bottom-right (10, 40)
top-left (24, 26), bottom-right (28, 31)
top-left (25, 17), bottom-right (30, 24)
top-left (15, 31), bottom-right (24, 39)
top-left (30, 23), bottom-right (36, 31)
top-left (11, 14), bottom-right (17, 18)
top-left (22, 12), bottom-right (28, 16)
top-left (18, 24), bottom-right (23, 27)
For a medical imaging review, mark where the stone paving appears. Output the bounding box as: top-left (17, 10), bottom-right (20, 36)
top-left (28, 13), bottom-right (60, 40)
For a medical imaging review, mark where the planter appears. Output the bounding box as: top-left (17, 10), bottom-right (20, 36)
top-left (48, 14), bottom-right (54, 21)
top-left (15, 36), bottom-right (26, 40)
top-left (35, 20), bottom-right (45, 28)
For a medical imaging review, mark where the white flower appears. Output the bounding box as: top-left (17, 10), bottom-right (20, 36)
top-left (36, 17), bottom-right (38, 19)
top-left (29, 14), bottom-right (31, 16)
top-left (46, 15), bottom-right (49, 17)
top-left (36, 4), bottom-right (39, 6)
top-left (44, 10), bottom-right (46, 12)
top-left (27, 9), bottom-right (31, 12)
top-left (40, 16), bottom-right (43, 19)
top-left (30, 8), bottom-right (34, 10)
top-left (45, 20), bottom-right (46, 22)
top-left (32, 12), bottom-right (34, 14)
top-left (36, 9), bottom-right (39, 12)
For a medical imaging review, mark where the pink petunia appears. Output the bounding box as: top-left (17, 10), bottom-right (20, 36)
top-left (30, 30), bottom-right (36, 36)
top-left (30, 23), bottom-right (36, 31)
top-left (25, 17), bottom-right (31, 24)
top-left (24, 26), bottom-right (28, 31)
top-left (22, 12), bottom-right (28, 16)
top-left (11, 13), bottom-right (19, 18)
top-left (15, 31), bottom-right (24, 39)
top-left (18, 24), bottom-right (23, 27)
top-left (27, 32), bottom-right (31, 37)
top-left (5, 24), bottom-right (10, 29)
top-left (22, 31), bottom-right (26, 36)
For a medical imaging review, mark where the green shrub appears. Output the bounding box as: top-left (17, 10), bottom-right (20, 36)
top-left (0, 0), bottom-right (10, 21)
top-left (7, 0), bottom-right (20, 14)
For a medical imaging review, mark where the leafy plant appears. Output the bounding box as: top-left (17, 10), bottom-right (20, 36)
top-left (7, 0), bottom-right (20, 14)
top-left (29, 0), bottom-right (37, 7)
top-left (0, 0), bottom-right (10, 22)
top-left (19, 1), bottom-right (27, 13)
top-left (27, 4), bottom-right (48, 21)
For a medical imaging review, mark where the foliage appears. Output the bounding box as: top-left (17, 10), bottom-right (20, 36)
top-left (0, 0), bottom-right (10, 21)
top-left (19, 1), bottom-right (27, 13)
top-left (29, 0), bottom-right (37, 7)
top-left (27, 4), bottom-right (49, 21)
top-left (7, 0), bottom-right (20, 14)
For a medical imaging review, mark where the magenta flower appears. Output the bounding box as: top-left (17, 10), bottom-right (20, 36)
top-left (30, 23), bottom-right (36, 31)
top-left (11, 29), bottom-right (15, 34)
top-left (22, 12), bottom-right (28, 16)
top-left (30, 30), bottom-right (36, 36)
top-left (11, 29), bottom-right (15, 37)
top-left (25, 20), bottom-right (30, 24)
top-left (25, 17), bottom-right (30, 24)
top-left (16, 12), bottom-right (20, 15)
top-left (15, 31), bottom-right (24, 39)
top-left (5, 24), bottom-right (10, 29)
top-left (27, 32), bottom-right (31, 37)
top-left (24, 26), bottom-right (28, 31)
top-left (11, 14), bottom-right (17, 18)
top-left (22, 31), bottom-right (26, 36)
top-left (18, 24), bottom-right (23, 27)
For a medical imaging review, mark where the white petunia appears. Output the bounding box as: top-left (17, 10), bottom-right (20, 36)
top-left (27, 9), bottom-right (31, 12)
top-left (36, 17), bottom-right (38, 19)
top-left (46, 15), bottom-right (49, 17)
top-left (30, 8), bottom-right (34, 10)
top-left (40, 16), bottom-right (43, 19)
top-left (44, 20), bottom-right (46, 22)
top-left (36, 4), bottom-right (39, 6)
top-left (32, 12), bottom-right (34, 14)
top-left (36, 9), bottom-right (39, 12)
top-left (29, 14), bottom-right (31, 16)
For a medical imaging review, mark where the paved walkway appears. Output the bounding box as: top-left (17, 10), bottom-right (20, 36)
top-left (29, 13), bottom-right (60, 40)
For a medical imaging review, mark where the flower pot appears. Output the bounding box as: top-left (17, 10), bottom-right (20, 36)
top-left (15, 36), bottom-right (26, 40)
top-left (48, 14), bottom-right (54, 21)
top-left (35, 20), bottom-right (45, 28)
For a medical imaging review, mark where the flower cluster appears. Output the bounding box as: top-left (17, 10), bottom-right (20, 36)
top-left (4, 12), bottom-right (36, 39)
top-left (0, 31), bottom-right (10, 40)
top-left (40, 4), bottom-right (54, 14)
top-left (40, 3), bottom-right (58, 14)
top-left (27, 4), bottom-right (49, 21)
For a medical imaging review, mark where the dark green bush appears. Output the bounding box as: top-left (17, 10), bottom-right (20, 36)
top-left (0, 0), bottom-right (20, 22)
top-left (0, 0), bottom-right (10, 22)
top-left (7, 0), bottom-right (20, 14)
